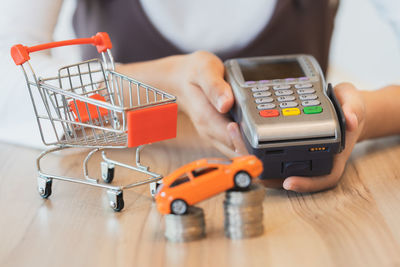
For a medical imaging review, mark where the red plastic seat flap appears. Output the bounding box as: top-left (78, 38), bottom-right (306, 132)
top-left (69, 94), bottom-right (108, 122)
top-left (127, 103), bottom-right (178, 147)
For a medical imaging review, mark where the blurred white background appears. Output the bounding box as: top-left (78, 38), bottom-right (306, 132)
top-left (54, 0), bottom-right (400, 90)
top-left (328, 0), bottom-right (400, 89)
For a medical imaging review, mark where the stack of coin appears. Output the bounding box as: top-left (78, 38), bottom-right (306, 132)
top-left (164, 206), bottom-right (206, 242)
top-left (224, 184), bottom-right (265, 239)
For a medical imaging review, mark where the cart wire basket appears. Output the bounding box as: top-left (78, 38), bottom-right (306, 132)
top-left (11, 32), bottom-right (178, 211)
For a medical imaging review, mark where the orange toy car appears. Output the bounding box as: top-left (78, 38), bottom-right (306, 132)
top-left (155, 155), bottom-right (263, 215)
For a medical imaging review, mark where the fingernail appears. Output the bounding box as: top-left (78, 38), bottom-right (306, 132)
top-left (347, 112), bottom-right (358, 131)
top-left (228, 123), bottom-right (238, 138)
top-left (227, 124), bottom-right (239, 154)
top-left (217, 95), bottom-right (227, 112)
top-left (283, 179), bottom-right (293, 190)
top-left (350, 112), bottom-right (358, 123)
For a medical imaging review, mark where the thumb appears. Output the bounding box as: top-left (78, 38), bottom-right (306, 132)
top-left (190, 51), bottom-right (234, 113)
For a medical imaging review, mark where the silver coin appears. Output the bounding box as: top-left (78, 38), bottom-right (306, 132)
top-left (225, 184), bottom-right (265, 205)
top-left (225, 223), bottom-right (264, 239)
top-left (224, 213), bottom-right (263, 225)
top-left (223, 184), bottom-right (265, 239)
top-left (225, 191), bottom-right (265, 204)
top-left (165, 206), bottom-right (206, 242)
top-left (165, 206), bottom-right (204, 219)
top-left (165, 226), bottom-right (206, 242)
top-left (224, 213), bottom-right (263, 224)
top-left (224, 214), bottom-right (263, 227)
top-left (223, 203), bottom-right (263, 212)
top-left (224, 221), bottom-right (264, 232)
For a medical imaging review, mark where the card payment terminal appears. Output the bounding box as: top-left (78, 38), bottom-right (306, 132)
top-left (225, 55), bottom-right (346, 179)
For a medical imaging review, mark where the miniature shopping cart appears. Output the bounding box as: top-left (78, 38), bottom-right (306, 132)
top-left (11, 32), bottom-right (177, 211)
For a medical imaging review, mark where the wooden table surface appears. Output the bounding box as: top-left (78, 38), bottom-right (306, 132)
top-left (1, 113), bottom-right (400, 267)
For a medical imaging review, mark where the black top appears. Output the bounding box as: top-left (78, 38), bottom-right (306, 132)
top-left (73, 0), bottom-right (339, 74)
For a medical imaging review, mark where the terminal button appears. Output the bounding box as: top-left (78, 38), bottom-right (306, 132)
top-left (255, 97), bottom-right (273, 104)
top-left (273, 84), bottom-right (291, 90)
top-left (275, 90), bottom-right (293, 96)
top-left (283, 160), bottom-right (311, 176)
top-left (297, 88), bottom-right (315, 94)
top-left (257, 103), bottom-right (276, 110)
top-left (253, 91), bottom-right (271, 98)
top-left (295, 83), bottom-right (313, 89)
top-left (299, 94), bottom-right (317, 100)
top-left (259, 109), bottom-right (279, 117)
top-left (277, 96), bottom-right (296, 102)
top-left (279, 102), bottom-right (298, 108)
top-left (282, 108), bottom-right (301, 116)
top-left (302, 100), bottom-right (320, 106)
top-left (252, 87), bottom-right (269, 92)
top-left (304, 106), bottom-right (323, 114)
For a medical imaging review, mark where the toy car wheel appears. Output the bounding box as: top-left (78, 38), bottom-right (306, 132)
top-left (170, 199), bottom-right (188, 215)
top-left (234, 171), bottom-right (251, 189)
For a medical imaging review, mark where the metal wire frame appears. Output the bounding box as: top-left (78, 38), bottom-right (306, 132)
top-left (20, 56), bottom-right (175, 148)
top-left (18, 49), bottom-right (176, 210)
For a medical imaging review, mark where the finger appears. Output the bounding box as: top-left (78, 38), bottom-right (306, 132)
top-left (199, 76), bottom-right (233, 113)
top-left (332, 82), bottom-right (357, 104)
top-left (339, 101), bottom-right (363, 152)
top-left (283, 170), bottom-right (343, 193)
top-left (283, 109), bottom-right (360, 193)
top-left (333, 83), bottom-right (365, 130)
top-left (281, 83), bottom-right (365, 193)
top-left (342, 105), bottom-right (358, 133)
top-left (283, 176), bottom-right (336, 193)
top-left (210, 138), bottom-right (237, 158)
top-left (227, 122), bottom-right (248, 156)
top-left (190, 52), bottom-right (234, 113)
top-left (282, 114), bottom-right (360, 193)
top-left (282, 153), bottom-right (346, 192)
top-left (186, 83), bottom-right (234, 149)
top-left (255, 178), bottom-right (285, 189)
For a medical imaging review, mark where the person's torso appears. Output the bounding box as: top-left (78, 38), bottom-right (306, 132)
top-left (137, 0), bottom-right (278, 54)
top-left (73, 0), bottom-right (339, 73)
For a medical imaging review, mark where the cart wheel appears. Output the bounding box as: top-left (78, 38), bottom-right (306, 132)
top-left (38, 178), bottom-right (52, 199)
top-left (101, 161), bottom-right (115, 183)
top-left (155, 180), bottom-right (163, 192)
top-left (233, 171), bottom-right (251, 190)
top-left (150, 180), bottom-right (162, 197)
top-left (108, 190), bottom-right (124, 212)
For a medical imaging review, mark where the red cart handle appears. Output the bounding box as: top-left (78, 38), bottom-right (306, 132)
top-left (10, 32), bottom-right (112, 65)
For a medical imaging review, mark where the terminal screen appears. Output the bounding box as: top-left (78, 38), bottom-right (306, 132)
top-left (239, 59), bottom-right (305, 81)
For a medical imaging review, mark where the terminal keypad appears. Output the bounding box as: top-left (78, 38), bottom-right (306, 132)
top-left (252, 82), bottom-right (322, 117)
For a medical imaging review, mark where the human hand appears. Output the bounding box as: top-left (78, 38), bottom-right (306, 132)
top-left (258, 83), bottom-right (366, 192)
top-left (173, 51), bottom-right (248, 157)
top-left (178, 54), bottom-right (367, 192)
top-left (115, 51), bottom-right (248, 157)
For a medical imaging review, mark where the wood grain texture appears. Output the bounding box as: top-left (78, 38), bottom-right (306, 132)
top-left (1, 113), bottom-right (400, 267)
